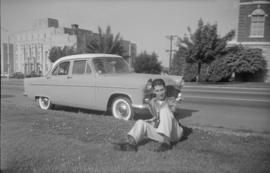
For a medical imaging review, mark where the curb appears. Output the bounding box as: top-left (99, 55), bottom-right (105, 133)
top-left (188, 125), bottom-right (270, 138)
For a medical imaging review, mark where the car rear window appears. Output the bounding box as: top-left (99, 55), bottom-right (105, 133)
top-left (73, 60), bottom-right (86, 74)
top-left (72, 60), bottom-right (92, 75)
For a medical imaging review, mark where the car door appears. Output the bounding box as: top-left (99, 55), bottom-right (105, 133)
top-left (45, 61), bottom-right (72, 105)
top-left (65, 59), bottom-right (96, 109)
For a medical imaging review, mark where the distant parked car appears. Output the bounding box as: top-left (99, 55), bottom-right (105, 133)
top-left (1, 72), bottom-right (9, 78)
top-left (26, 71), bottom-right (42, 78)
top-left (24, 54), bottom-right (184, 120)
top-left (10, 72), bottom-right (25, 79)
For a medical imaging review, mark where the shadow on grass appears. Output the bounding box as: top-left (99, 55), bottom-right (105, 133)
top-left (52, 105), bottom-right (109, 116)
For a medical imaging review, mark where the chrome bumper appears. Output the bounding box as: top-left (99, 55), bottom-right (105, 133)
top-left (132, 104), bottom-right (148, 109)
top-left (132, 104), bottom-right (149, 114)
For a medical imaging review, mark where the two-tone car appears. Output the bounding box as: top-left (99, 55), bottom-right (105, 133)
top-left (24, 54), bottom-right (184, 120)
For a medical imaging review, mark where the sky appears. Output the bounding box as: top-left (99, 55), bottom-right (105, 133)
top-left (1, 0), bottom-right (239, 67)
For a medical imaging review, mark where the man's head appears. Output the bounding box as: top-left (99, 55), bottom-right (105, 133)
top-left (152, 79), bottom-right (166, 101)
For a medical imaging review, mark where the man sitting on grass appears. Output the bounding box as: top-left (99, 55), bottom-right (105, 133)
top-left (113, 78), bottom-right (184, 152)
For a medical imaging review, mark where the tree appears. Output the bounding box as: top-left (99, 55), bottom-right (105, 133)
top-left (207, 45), bottom-right (267, 82)
top-left (48, 46), bottom-right (76, 63)
top-left (133, 51), bottom-right (162, 74)
top-left (48, 47), bottom-right (62, 63)
top-left (176, 19), bottom-right (235, 82)
top-left (171, 47), bottom-right (186, 75)
top-left (86, 26), bottom-right (124, 55)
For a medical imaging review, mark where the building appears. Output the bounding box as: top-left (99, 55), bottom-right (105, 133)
top-left (233, 0), bottom-right (270, 82)
top-left (1, 43), bottom-right (14, 76)
top-left (1, 18), bottom-right (137, 76)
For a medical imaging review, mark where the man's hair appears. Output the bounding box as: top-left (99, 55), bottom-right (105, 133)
top-left (152, 78), bottom-right (165, 88)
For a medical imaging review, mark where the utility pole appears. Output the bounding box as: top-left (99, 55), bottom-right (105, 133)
top-left (166, 35), bottom-right (178, 70)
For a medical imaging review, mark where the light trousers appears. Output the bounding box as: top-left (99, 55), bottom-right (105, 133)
top-left (128, 104), bottom-right (183, 144)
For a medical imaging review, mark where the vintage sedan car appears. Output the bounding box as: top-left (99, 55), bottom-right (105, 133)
top-left (24, 54), bottom-right (184, 120)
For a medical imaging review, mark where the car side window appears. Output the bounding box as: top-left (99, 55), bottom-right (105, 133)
top-left (58, 61), bottom-right (70, 75)
top-left (73, 60), bottom-right (86, 74)
top-left (93, 59), bottom-right (105, 74)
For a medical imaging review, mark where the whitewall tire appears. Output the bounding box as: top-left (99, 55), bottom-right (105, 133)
top-left (111, 97), bottom-right (134, 120)
top-left (38, 97), bottom-right (52, 110)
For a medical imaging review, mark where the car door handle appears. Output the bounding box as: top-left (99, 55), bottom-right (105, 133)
top-left (67, 76), bottom-right (72, 79)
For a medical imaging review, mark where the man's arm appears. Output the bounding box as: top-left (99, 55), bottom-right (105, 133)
top-left (145, 98), bottom-right (159, 123)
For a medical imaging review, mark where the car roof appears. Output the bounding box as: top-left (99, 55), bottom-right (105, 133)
top-left (54, 53), bottom-right (122, 64)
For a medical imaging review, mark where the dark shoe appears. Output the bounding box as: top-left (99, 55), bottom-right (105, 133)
top-left (112, 142), bottom-right (137, 152)
top-left (154, 143), bottom-right (172, 152)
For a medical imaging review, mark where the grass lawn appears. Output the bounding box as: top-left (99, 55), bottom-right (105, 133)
top-left (1, 82), bottom-right (270, 172)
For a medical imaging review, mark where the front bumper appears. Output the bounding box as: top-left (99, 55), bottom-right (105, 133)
top-left (132, 104), bottom-right (149, 114)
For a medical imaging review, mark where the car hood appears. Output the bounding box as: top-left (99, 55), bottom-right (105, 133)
top-left (95, 73), bottom-right (183, 89)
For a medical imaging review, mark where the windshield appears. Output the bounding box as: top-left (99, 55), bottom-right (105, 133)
top-left (93, 57), bottom-right (130, 74)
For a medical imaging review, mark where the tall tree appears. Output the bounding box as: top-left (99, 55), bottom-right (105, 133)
top-left (86, 26), bottom-right (124, 55)
top-left (48, 46), bottom-right (75, 63)
top-left (171, 47), bottom-right (186, 75)
top-left (133, 51), bottom-right (162, 74)
top-left (176, 19), bottom-right (235, 82)
top-left (48, 47), bottom-right (62, 63)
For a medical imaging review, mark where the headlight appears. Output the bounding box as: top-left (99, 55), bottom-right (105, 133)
top-left (145, 79), bottom-right (152, 91)
top-left (144, 79), bottom-right (153, 103)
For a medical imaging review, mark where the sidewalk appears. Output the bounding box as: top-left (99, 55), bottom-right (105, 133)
top-left (184, 82), bottom-right (270, 89)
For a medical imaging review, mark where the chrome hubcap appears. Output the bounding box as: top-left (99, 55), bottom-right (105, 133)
top-left (42, 98), bottom-right (48, 106)
top-left (116, 102), bottom-right (129, 118)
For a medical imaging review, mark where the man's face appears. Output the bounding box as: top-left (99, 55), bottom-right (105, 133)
top-left (153, 84), bottom-right (166, 101)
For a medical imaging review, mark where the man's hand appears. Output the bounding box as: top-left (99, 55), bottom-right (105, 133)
top-left (167, 97), bottom-right (177, 113)
top-left (145, 117), bottom-right (157, 123)
top-left (145, 117), bottom-right (160, 128)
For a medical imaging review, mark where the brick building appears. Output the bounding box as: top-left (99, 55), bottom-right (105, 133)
top-left (234, 0), bottom-right (270, 82)
top-left (1, 18), bottom-right (137, 76)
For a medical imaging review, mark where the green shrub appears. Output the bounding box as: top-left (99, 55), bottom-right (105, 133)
top-left (207, 58), bottom-right (231, 82)
top-left (183, 63), bottom-right (209, 82)
top-left (207, 45), bottom-right (267, 82)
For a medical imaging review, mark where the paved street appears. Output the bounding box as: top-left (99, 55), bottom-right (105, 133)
top-left (1, 79), bottom-right (270, 134)
top-left (179, 85), bottom-right (270, 134)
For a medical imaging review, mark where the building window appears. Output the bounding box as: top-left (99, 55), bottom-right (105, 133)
top-left (250, 15), bottom-right (265, 37)
top-left (249, 6), bottom-right (268, 38)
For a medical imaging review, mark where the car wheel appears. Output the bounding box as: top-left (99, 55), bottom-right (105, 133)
top-left (38, 97), bottom-right (52, 110)
top-left (112, 97), bottom-right (134, 120)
